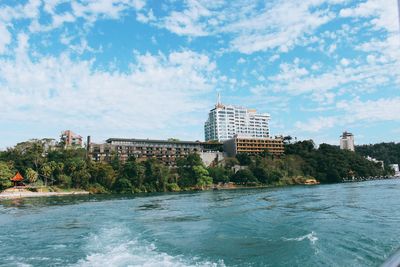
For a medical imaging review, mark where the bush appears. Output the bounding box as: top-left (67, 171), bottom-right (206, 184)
top-left (236, 153), bottom-right (252, 166)
top-left (208, 167), bottom-right (230, 183)
top-left (87, 183), bottom-right (108, 194)
top-left (269, 170), bottom-right (283, 183)
top-left (58, 174), bottom-right (72, 188)
top-left (114, 178), bottom-right (133, 193)
top-left (231, 169), bottom-right (258, 185)
top-left (166, 183), bottom-right (180, 192)
top-left (0, 161), bottom-right (14, 190)
top-left (252, 167), bottom-right (269, 184)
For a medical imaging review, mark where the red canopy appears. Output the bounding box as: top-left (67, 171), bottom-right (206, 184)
top-left (11, 172), bottom-right (24, 182)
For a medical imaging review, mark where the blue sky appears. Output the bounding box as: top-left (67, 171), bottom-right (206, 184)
top-left (0, 0), bottom-right (399, 149)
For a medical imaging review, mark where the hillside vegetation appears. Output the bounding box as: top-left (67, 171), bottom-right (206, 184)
top-left (0, 140), bottom-right (393, 193)
top-left (356, 142), bottom-right (400, 166)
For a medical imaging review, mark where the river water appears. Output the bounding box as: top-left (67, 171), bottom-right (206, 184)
top-left (1, 179), bottom-right (400, 267)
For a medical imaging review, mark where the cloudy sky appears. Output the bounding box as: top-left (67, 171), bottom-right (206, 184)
top-left (0, 0), bottom-right (399, 148)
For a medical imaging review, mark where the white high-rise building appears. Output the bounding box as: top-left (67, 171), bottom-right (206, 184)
top-left (340, 131), bottom-right (355, 151)
top-left (204, 94), bottom-right (270, 142)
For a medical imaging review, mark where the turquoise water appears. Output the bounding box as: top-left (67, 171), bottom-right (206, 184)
top-left (1, 180), bottom-right (400, 267)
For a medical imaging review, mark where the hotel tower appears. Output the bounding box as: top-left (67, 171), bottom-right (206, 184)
top-left (204, 94), bottom-right (270, 142)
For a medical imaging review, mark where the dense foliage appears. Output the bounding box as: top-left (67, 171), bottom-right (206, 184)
top-left (0, 140), bottom-right (213, 192)
top-left (285, 140), bottom-right (393, 183)
top-left (0, 139), bottom-right (393, 192)
top-left (355, 142), bottom-right (400, 166)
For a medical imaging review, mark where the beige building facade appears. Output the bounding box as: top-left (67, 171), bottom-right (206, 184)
top-left (223, 135), bottom-right (284, 157)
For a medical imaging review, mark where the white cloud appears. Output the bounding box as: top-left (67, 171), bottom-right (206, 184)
top-left (160, 0), bottom-right (213, 37)
top-left (0, 23), bottom-right (11, 54)
top-left (0, 0), bottom-right (41, 22)
top-left (133, 0), bottom-right (146, 10)
top-left (151, 36), bottom-right (157, 44)
top-left (269, 54), bottom-right (280, 63)
top-left (295, 117), bottom-right (338, 133)
top-left (311, 63), bottom-right (321, 70)
top-left (0, 37), bottom-right (217, 137)
top-left (339, 0), bottom-right (398, 33)
top-left (327, 43), bottom-right (336, 54)
top-left (337, 97), bottom-right (400, 122)
top-left (71, 0), bottom-right (138, 20)
top-left (295, 97), bottom-right (400, 133)
top-left (340, 58), bottom-right (350, 66)
top-left (237, 57), bottom-right (246, 64)
top-left (70, 39), bottom-right (102, 55)
top-left (0, 0), bottom-right (148, 34)
top-left (226, 1), bottom-right (335, 54)
top-left (147, 0), bottom-right (344, 53)
top-left (259, 48), bottom-right (399, 98)
top-left (137, 9), bottom-right (156, 23)
top-left (1, 0), bottom-right (399, 144)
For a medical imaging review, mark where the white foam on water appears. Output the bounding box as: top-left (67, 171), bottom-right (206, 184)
top-left (47, 244), bottom-right (67, 249)
top-left (283, 231), bottom-right (318, 244)
top-left (71, 226), bottom-right (225, 267)
top-left (5, 256), bottom-right (50, 267)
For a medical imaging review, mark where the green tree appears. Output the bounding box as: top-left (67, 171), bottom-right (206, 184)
top-left (356, 142), bottom-right (400, 166)
top-left (208, 166), bottom-right (230, 183)
top-left (53, 162), bottom-right (65, 184)
top-left (71, 169), bottom-right (91, 188)
top-left (269, 170), bottom-right (283, 182)
top-left (114, 178), bottom-right (133, 193)
top-left (236, 153), bottom-right (252, 165)
top-left (25, 168), bottom-right (38, 183)
top-left (41, 162), bottom-right (54, 186)
top-left (231, 169), bottom-right (257, 185)
top-left (326, 168), bottom-right (340, 183)
top-left (0, 161), bottom-right (14, 190)
top-left (260, 149), bottom-right (272, 159)
top-left (251, 167), bottom-right (269, 184)
top-left (177, 154), bottom-right (203, 188)
top-left (119, 158), bottom-right (146, 188)
top-left (5, 141), bottom-right (45, 173)
top-left (283, 136), bottom-right (293, 144)
top-left (224, 157), bottom-right (239, 168)
top-left (89, 162), bottom-right (116, 189)
top-left (193, 165), bottom-right (213, 189)
top-left (142, 159), bottom-right (171, 192)
top-left (58, 174), bottom-right (72, 188)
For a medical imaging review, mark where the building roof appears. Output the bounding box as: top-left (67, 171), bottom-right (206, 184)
top-left (10, 172), bottom-right (24, 182)
top-left (341, 131), bottom-right (354, 137)
top-left (106, 138), bottom-right (206, 145)
top-left (229, 134), bottom-right (283, 141)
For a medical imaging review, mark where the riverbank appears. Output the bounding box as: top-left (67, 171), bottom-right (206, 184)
top-left (3, 176), bottom-right (393, 199)
top-left (0, 188), bottom-right (89, 199)
top-left (0, 179), bottom-right (311, 199)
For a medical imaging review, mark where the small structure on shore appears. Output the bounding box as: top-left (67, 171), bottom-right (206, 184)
top-left (10, 172), bottom-right (25, 187)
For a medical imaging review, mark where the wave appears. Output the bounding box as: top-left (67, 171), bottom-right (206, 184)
top-left (71, 226), bottom-right (225, 267)
top-left (3, 256), bottom-right (51, 267)
top-left (283, 231), bottom-right (318, 244)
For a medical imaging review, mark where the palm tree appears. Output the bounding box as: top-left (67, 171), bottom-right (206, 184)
top-left (41, 164), bottom-right (53, 187)
top-left (25, 168), bottom-right (38, 184)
